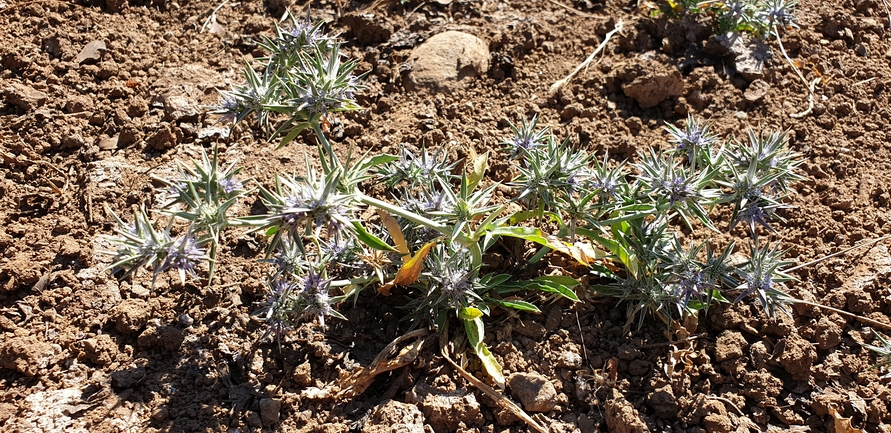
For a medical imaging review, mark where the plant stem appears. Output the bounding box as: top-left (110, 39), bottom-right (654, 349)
top-left (313, 121), bottom-right (337, 169)
top-left (786, 235), bottom-right (890, 273)
top-left (329, 275), bottom-right (380, 288)
top-left (355, 193), bottom-right (483, 268)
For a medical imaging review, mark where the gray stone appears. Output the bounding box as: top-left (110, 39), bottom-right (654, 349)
top-left (406, 31), bottom-right (489, 91)
top-left (97, 135), bottom-right (119, 150)
top-left (508, 372), bottom-right (557, 413)
top-left (720, 35), bottom-right (770, 81)
top-left (259, 398), bottom-right (281, 425)
top-left (76, 41), bottom-right (106, 65)
top-left (163, 95), bottom-right (200, 122)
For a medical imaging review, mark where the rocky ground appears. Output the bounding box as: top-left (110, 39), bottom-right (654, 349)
top-left (3, 0), bottom-right (891, 432)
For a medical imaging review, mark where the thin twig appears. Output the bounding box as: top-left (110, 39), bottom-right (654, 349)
top-left (791, 299), bottom-right (891, 331)
top-left (786, 235), bottom-right (890, 273)
top-left (708, 394), bottom-right (744, 415)
top-left (549, 20), bottom-right (623, 97)
top-left (440, 342), bottom-right (548, 433)
top-left (789, 77), bottom-right (819, 119)
top-left (200, 0), bottom-right (232, 34)
top-left (543, 0), bottom-right (606, 18)
top-left (773, 29), bottom-right (816, 118)
top-left (853, 77), bottom-right (876, 86)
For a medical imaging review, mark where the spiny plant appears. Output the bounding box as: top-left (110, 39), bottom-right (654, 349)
top-left (101, 11), bottom-right (815, 393)
top-left (503, 114), bottom-right (803, 330)
top-left (660, 0), bottom-right (798, 38)
top-left (864, 332), bottom-right (891, 380)
top-left (101, 146), bottom-right (249, 288)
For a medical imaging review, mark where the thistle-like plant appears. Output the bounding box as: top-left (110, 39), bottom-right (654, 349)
top-left (243, 163), bottom-right (357, 255)
top-left (864, 332), bottom-right (891, 380)
top-left (211, 13), bottom-right (362, 155)
top-left (502, 115), bottom-right (549, 159)
top-left (718, 129), bottom-right (802, 237)
top-left (156, 146), bottom-right (249, 282)
top-left (634, 147), bottom-right (720, 231)
top-left (735, 240), bottom-right (794, 318)
top-left (101, 206), bottom-right (208, 287)
top-left (664, 115), bottom-right (722, 169)
top-left (376, 145), bottom-right (457, 188)
top-left (511, 133), bottom-right (593, 214)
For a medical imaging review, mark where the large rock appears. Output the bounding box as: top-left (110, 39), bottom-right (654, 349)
top-left (406, 31), bottom-right (489, 91)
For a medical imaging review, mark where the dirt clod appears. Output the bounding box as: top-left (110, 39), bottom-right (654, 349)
top-left (715, 330), bottom-right (747, 362)
top-left (406, 383), bottom-right (483, 432)
top-left (110, 298), bottom-right (149, 334)
top-left (0, 335), bottom-right (56, 376)
top-left (508, 372), bottom-right (557, 413)
top-left (604, 389), bottom-right (649, 433)
top-left (362, 399), bottom-right (426, 433)
top-left (259, 397), bottom-right (281, 425)
top-left (3, 82), bottom-right (48, 111)
top-left (778, 333), bottom-right (818, 381)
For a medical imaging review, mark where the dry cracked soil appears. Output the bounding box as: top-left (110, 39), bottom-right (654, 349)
top-left (3, 0), bottom-right (891, 432)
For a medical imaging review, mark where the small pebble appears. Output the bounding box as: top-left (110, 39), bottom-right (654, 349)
top-left (180, 313), bottom-right (194, 327)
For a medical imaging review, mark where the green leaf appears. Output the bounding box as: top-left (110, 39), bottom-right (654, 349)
top-left (487, 299), bottom-right (541, 313)
top-left (494, 275), bottom-right (581, 302)
top-left (481, 273), bottom-right (512, 287)
top-left (535, 275), bottom-right (580, 288)
top-left (275, 123), bottom-right (308, 150)
top-left (350, 221), bottom-right (396, 251)
top-left (466, 150), bottom-right (488, 193)
top-left (530, 276), bottom-right (580, 302)
top-left (463, 317), bottom-right (504, 388)
top-left (361, 154), bottom-right (399, 169)
top-left (458, 306), bottom-right (484, 320)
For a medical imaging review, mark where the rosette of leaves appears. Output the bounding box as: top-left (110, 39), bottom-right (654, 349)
top-left (101, 206), bottom-right (208, 287)
top-left (211, 15), bottom-right (363, 152)
top-left (156, 146), bottom-right (250, 283)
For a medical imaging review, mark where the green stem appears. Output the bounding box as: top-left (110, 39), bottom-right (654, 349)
top-left (356, 193), bottom-right (484, 269)
top-left (312, 120), bottom-right (337, 169)
top-left (330, 275), bottom-right (380, 288)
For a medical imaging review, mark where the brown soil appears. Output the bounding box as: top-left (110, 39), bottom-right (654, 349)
top-left (3, 0), bottom-right (891, 432)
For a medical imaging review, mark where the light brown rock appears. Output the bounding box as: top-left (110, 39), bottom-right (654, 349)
top-left (406, 31), bottom-right (489, 91)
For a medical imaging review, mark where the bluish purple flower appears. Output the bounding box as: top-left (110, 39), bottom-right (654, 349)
top-left (664, 176), bottom-right (694, 207)
top-left (219, 178), bottom-right (243, 194)
top-left (158, 235), bottom-right (205, 282)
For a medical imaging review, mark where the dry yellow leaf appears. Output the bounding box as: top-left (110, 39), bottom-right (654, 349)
top-left (546, 236), bottom-right (608, 266)
top-left (393, 240), bottom-right (437, 285)
top-left (378, 240), bottom-right (437, 296)
top-left (829, 405), bottom-right (863, 433)
top-left (376, 209), bottom-right (409, 262)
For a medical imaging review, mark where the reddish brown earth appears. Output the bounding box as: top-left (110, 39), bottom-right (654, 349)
top-left (3, 0), bottom-right (891, 431)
